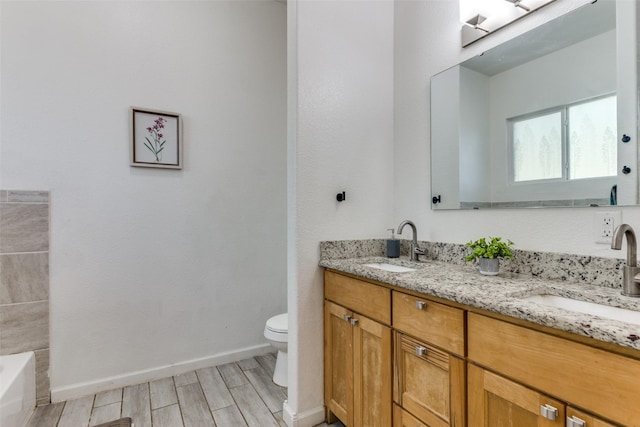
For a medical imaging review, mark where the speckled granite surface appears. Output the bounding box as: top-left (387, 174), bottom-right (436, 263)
top-left (319, 240), bottom-right (640, 351)
top-left (320, 239), bottom-right (625, 288)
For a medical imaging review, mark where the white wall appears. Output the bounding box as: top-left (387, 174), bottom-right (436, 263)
top-left (286, 0), bottom-right (395, 424)
top-left (1, 1), bottom-right (287, 399)
top-left (460, 66), bottom-right (490, 204)
top-left (431, 66), bottom-right (461, 209)
top-left (394, 0), bottom-right (640, 259)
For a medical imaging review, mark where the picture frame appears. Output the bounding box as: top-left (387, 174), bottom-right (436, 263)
top-left (131, 107), bottom-right (182, 169)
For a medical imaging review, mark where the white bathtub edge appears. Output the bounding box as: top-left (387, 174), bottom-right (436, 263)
top-left (0, 352), bottom-right (36, 427)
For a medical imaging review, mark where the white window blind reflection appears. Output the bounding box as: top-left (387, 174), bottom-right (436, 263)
top-left (513, 112), bottom-right (562, 182)
top-left (569, 96), bottom-right (617, 179)
top-left (510, 95), bottom-right (617, 183)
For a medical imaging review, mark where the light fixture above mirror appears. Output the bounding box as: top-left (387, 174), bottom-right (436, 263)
top-left (505, 0), bottom-right (531, 12)
top-left (461, 0), bottom-right (556, 47)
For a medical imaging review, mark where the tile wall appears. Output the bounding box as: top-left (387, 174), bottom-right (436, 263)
top-left (0, 189), bottom-right (50, 405)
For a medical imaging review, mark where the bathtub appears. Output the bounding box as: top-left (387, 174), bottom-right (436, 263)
top-left (0, 352), bottom-right (36, 427)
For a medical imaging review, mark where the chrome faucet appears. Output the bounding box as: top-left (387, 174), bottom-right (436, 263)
top-left (611, 224), bottom-right (640, 297)
top-left (397, 220), bottom-right (424, 261)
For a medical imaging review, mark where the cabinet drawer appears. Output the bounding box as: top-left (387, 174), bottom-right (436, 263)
top-left (468, 313), bottom-right (640, 426)
top-left (324, 270), bottom-right (391, 325)
top-left (392, 291), bottom-right (465, 356)
top-left (567, 407), bottom-right (617, 427)
top-left (394, 333), bottom-right (466, 427)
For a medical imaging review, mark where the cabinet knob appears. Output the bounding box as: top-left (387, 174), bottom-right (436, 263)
top-left (415, 301), bottom-right (427, 310)
top-left (350, 318), bottom-right (359, 326)
top-left (539, 404), bottom-right (558, 421)
top-left (415, 346), bottom-right (427, 356)
top-left (567, 416), bottom-right (586, 427)
top-left (343, 314), bottom-right (352, 322)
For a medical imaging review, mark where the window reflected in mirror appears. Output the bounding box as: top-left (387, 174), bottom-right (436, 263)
top-left (510, 95), bottom-right (617, 183)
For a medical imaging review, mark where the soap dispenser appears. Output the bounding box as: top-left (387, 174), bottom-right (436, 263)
top-left (386, 228), bottom-right (400, 258)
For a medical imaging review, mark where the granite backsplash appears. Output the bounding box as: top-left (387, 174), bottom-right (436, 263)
top-left (320, 239), bottom-right (625, 289)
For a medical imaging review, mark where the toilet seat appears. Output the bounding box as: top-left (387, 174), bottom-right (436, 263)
top-left (265, 313), bottom-right (288, 334)
top-left (264, 313), bottom-right (288, 343)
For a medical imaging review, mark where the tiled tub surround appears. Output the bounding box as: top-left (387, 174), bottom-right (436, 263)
top-left (319, 239), bottom-right (640, 351)
top-left (0, 190), bottom-right (50, 405)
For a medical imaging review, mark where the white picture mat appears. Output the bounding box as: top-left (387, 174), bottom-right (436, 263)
top-left (132, 109), bottom-right (181, 167)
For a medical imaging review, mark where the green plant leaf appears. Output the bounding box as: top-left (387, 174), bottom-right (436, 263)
top-left (465, 236), bottom-right (514, 262)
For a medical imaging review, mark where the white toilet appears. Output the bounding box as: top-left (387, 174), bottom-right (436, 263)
top-left (264, 313), bottom-right (288, 387)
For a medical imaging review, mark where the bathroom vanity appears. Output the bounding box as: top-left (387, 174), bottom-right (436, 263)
top-left (321, 253), bottom-right (640, 427)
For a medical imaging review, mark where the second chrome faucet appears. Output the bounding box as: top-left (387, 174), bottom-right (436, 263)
top-left (611, 223), bottom-right (640, 297)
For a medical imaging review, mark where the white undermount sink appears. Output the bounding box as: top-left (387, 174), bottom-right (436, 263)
top-left (523, 294), bottom-right (640, 326)
top-left (364, 263), bottom-right (416, 273)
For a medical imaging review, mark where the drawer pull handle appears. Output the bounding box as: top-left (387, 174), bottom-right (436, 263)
top-left (415, 301), bottom-right (427, 310)
top-left (540, 404), bottom-right (558, 421)
top-left (415, 346), bottom-right (427, 356)
top-left (567, 416), bottom-right (586, 427)
top-left (343, 314), bottom-right (352, 322)
top-left (350, 318), bottom-right (359, 326)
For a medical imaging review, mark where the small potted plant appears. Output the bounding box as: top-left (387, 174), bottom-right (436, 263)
top-left (465, 237), bottom-right (514, 275)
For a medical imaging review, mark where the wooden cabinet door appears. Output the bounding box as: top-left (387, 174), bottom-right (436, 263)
top-left (394, 404), bottom-right (428, 427)
top-left (395, 333), bottom-right (465, 427)
top-left (325, 300), bottom-right (392, 427)
top-left (325, 301), bottom-right (354, 425)
top-left (468, 364), bottom-right (565, 427)
top-left (566, 407), bottom-right (618, 427)
top-left (353, 313), bottom-right (392, 427)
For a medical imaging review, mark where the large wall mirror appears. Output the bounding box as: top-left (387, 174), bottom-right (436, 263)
top-left (431, 0), bottom-right (638, 210)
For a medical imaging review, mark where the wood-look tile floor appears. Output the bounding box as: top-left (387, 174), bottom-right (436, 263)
top-left (27, 353), bottom-right (327, 427)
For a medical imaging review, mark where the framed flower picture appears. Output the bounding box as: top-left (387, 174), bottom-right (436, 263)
top-left (131, 107), bottom-right (182, 169)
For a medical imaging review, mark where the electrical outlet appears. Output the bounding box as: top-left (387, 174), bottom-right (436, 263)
top-left (594, 211), bottom-right (622, 244)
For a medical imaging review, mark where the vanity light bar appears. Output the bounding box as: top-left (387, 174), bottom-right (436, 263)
top-left (460, 0), bottom-right (556, 47)
top-left (465, 14), bottom-right (490, 33)
top-left (505, 0), bottom-right (531, 12)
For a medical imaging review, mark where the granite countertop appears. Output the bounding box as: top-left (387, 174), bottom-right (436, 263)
top-left (319, 256), bottom-right (640, 351)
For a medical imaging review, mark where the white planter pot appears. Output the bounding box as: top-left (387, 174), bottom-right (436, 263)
top-left (478, 258), bottom-right (500, 276)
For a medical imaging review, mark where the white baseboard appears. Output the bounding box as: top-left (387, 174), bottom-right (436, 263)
top-left (51, 343), bottom-right (272, 402)
top-left (283, 400), bottom-right (326, 427)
